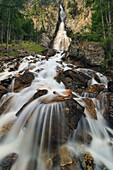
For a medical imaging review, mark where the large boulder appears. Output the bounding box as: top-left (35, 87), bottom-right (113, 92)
top-left (40, 48), bottom-right (57, 57)
top-left (56, 69), bottom-right (91, 95)
top-left (14, 71), bottom-right (34, 92)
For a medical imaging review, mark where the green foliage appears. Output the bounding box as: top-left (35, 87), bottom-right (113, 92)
top-left (0, 0), bottom-right (36, 44)
top-left (67, 0), bottom-right (78, 19)
top-left (20, 41), bottom-right (45, 54)
top-left (102, 37), bottom-right (113, 67)
top-left (75, 85), bottom-right (78, 89)
top-left (85, 0), bottom-right (94, 7)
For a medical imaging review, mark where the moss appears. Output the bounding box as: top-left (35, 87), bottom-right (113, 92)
top-left (19, 41), bottom-right (45, 54)
top-left (0, 41), bottom-right (46, 56)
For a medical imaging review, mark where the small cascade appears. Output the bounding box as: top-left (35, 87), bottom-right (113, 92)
top-left (66, 72), bottom-right (113, 169)
top-left (53, 5), bottom-right (71, 51)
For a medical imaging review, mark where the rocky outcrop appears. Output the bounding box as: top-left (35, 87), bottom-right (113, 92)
top-left (41, 48), bottom-right (57, 57)
top-left (69, 38), bottom-right (105, 66)
top-left (65, 98), bottom-right (84, 135)
top-left (25, 0), bottom-right (93, 47)
top-left (14, 71), bottom-right (34, 92)
top-left (83, 43), bottom-right (105, 66)
top-left (39, 33), bottom-right (51, 48)
top-left (56, 69), bottom-right (91, 95)
top-left (104, 92), bottom-right (113, 126)
top-left (68, 35), bottom-right (83, 60)
top-left (64, 0), bottom-right (93, 34)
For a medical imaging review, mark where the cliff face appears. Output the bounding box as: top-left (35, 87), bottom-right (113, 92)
top-left (64, 0), bottom-right (93, 33)
top-left (25, 0), bottom-right (93, 46)
top-left (25, 1), bottom-right (59, 38)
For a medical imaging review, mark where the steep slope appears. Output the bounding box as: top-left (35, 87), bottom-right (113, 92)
top-left (25, 0), bottom-right (93, 46)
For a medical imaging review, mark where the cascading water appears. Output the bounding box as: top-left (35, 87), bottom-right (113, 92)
top-left (53, 5), bottom-right (71, 51)
top-left (0, 4), bottom-right (113, 170)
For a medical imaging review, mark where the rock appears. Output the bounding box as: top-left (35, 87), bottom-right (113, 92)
top-left (0, 85), bottom-right (7, 99)
top-left (75, 131), bottom-right (92, 144)
top-left (65, 99), bottom-right (84, 133)
top-left (56, 69), bottom-right (91, 95)
top-left (39, 95), bottom-right (71, 104)
top-left (68, 35), bottom-right (83, 60)
top-left (59, 146), bottom-right (72, 167)
top-left (104, 92), bottom-right (113, 126)
top-left (40, 49), bottom-right (49, 56)
top-left (108, 81), bottom-right (113, 92)
top-left (47, 49), bottom-right (57, 57)
top-left (0, 96), bottom-right (12, 115)
top-left (46, 158), bottom-right (53, 168)
top-left (83, 98), bottom-right (97, 120)
top-left (16, 89), bottom-right (48, 117)
top-left (80, 153), bottom-right (96, 170)
top-left (84, 84), bottom-right (106, 96)
top-left (0, 78), bottom-right (12, 88)
top-left (40, 33), bottom-right (51, 48)
top-left (40, 48), bottom-right (57, 57)
top-left (0, 153), bottom-right (18, 170)
top-left (83, 43), bottom-right (105, 66)
top-left (0, 122), bottom-right (13, 140)
top-left (14, 71), bottom-right (35, 92)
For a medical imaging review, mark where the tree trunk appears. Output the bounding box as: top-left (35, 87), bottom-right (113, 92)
top-left (1, 24), bottom-right (4, 43)
top-left (108, 0), bottom-right (112, 35)
top-left (100, 0), bottom-right (106, 39)
top-left (6, 6), bottom-right (11, 53)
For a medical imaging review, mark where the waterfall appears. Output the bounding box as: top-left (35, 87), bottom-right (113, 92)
top-left (0, 5), bottom-right (113, 170)
top-left (53, 5), bottom-right (71, 51)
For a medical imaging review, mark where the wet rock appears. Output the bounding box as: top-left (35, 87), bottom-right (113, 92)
top-left (39, 95), bottom-right (71, 104)
top-left (75, 131), bottom-right (92, 144)
top-left (41, 48), bottom-right (57, 57)
top-left (0, 78), bottom-right (12, 88)
top-left (80, 153), bottom-right (96, 170)
top-left (14, 70), bottom-right (35, 92)
top-left (0, 96), bottom-right (12, 115)
top-left (46, 158), bottom-right (53, 168)
top-left (83, 98), bottom-right (97, 120)
top-left (56, 69), bottom-right (91, 95)
top-left (84, 84), bottom-right (106, 97)
top-left (59, 146), bottom-right (72, 167)
top-left (40, 49), bottom-right (49, 56)
top-left (0, 122), bottom-right (13, 140)
top-left (16, 89), bottom-right (48, 117)
top-left (94, 74), bottom-right (101, 83)
top-left (104, 92), bottom-right (113, 126)
top-left (0, 153), bottom-right (18, 170)
top-left (65, 99), bottom-right (84, 133)
top-left (108, 81), bottom-right (113, 92)
top-left (34, 98), bottom-right (84, 150)
top-left (47, 49), bottom-right (57, 57)
top-left (0, 85), bottom-right (7, 99)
